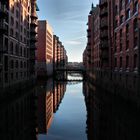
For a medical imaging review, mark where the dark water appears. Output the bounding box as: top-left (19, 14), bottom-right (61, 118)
top-left (0, 74), bottom-right (140, 140)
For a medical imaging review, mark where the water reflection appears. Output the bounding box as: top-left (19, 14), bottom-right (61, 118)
top-left (3, 73), bottom-right (139, 140)
top-left (0, 89), bottom-right (37, 140)
top-left (83, 80), bottom-right (140, 140)
top-left (36, 79), bottom-right (67, 136)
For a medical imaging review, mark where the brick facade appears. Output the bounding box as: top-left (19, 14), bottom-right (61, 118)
top-left (0, 0), bottom-right (38, 91)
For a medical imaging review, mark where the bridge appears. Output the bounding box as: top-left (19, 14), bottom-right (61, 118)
top-left (55, 65), bottom-right (85, 73)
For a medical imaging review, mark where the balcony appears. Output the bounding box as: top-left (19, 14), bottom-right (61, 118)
top-left (100, 19), bottom-right (108, 29)
top-left (30, 36), bottom-right (38, 42)
top-left (99, 0), bottom-right (108, 8)
top-left (87, 29), bottom-right (91, 32)
top-left (0, 0), bottom-right (8, 4)
top-left (100, 8), bottom-right (108, 17)
top-left (30, 44), bottom-right (37, 50)
top-left (100, 30), bottom-right (108, 39)
top-left (100, 51), bottom-right (108, 59)
top-left (30, 28), bottom-right (37, 35)
top-left (0, 8), bottom-right (8, 19)
top-left (30, 55), bottom-right (36, 61)
top-left (0, 22), bottom-right (7, 33)
top-left (100, 41), bottom-right (108, 49)
top-left (87, 34), bottom-right (91, 38)
top-left (30, 19), bottom-right (38, 27)
top-left (31, 13), bottom-right (38, 19)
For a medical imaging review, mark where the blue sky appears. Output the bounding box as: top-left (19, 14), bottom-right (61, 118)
top-left (37, 0), bottom-right (99, 62)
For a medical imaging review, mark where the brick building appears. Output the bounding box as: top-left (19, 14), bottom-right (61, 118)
top-left (0, 0), bottom-right (38, 93)
top-left (112, 0), bottom-right (139, 82)
top-left (37, 20), bottom-right (53, 77)
top-left (83, 1), bottom-right (140, 100)
top-left (53, 35), bottom-right (67, 70)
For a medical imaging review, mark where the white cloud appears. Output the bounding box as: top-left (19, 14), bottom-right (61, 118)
top-left (65, 40), bottom-right (82, 45)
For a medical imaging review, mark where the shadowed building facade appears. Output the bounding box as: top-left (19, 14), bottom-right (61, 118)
top-left (83, 1), bottom-right (140, 103)
top-left (0, 0), bottom-right (38, 94)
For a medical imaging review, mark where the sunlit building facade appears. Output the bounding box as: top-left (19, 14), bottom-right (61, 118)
top-left (37, 20), bottom-right (53, 77)
top-left (53, 35), bottom-right (68, 70)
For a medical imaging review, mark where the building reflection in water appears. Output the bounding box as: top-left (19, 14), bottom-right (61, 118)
top-left (83, 80), bottom-right (140, 140)
top-left (36, 79), bottom-right (67, 136)
top-left (0, 89), bottom-right (37, 140)
top-left (0, 78), bottom-right (66, 140)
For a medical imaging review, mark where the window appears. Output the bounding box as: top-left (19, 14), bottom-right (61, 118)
top-left (10, 60), bottom-right (14, 69)
top-left (126, 0), bottom-right (130, 4)
top-left (16, 10), bottom-right (19, 18)
top-left (120, 57), bottom-right (122, 68)
top-left (11, 73), bottom-right (13, 80)
top-left (134, 54), bottom-right (137, 68)
top-left (10, 28), bottom-right (14, 36)
top-left (10, 17), bottom-right (14, 26)
top-left (16, 21), bottom-right (19, 29)
top-left (134, 18), bottom-right (138, 32)
top-left (120, 15), bottom-right (124, 24)
top-left (126, 9), bottom-right (130, 19)
top-left (20, 61), bottom-right (23, 68)
top-left (15, 44), bottom-right (19, 55)
top-left (120, 0), bottom-right (123, 10)
top-left (115, 58), bottom-right (117, 67)
top-left (114, 33), bottom-right (117, 52)
top-left (134, 37), bottom-right (138, 48)
top-left (115, 20), bottom-right (118, 27)
top-left (115, 5), bottom-right (118, 15)
top-left (20, 46), bottom-right (22, 56)
top-left (16, 60), bottom-right (18, 68)
top-left (10, 42), bottom-right (14, 54)
top-left (15, 32), bottom-right (19, 39)
top-left (16, 72), bottom-right (18, 79)
top-left (120, 29), bottom-right (123, 51)
top-left (126, 55), bottom-right (129, 68)
top-left (4, 38), bottom-right (8, 52)
top-left (126, 40), bottom-right (129, 50)
top-left (24, 62), bottom-right (26, 68)
top-left (126, 24), bottom-right (129, 35)
top-left (134, 1), bottom-right (138, 13)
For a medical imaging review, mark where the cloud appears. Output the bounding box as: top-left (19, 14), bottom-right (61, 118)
top-left (64, 40), bottom-right (82, 45)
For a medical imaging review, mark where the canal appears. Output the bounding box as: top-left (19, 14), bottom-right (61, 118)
top-left (0, 73), bottom-right (139, 140)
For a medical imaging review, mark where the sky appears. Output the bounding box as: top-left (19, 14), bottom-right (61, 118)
top-left (37, 0), bottom-right (99, 62)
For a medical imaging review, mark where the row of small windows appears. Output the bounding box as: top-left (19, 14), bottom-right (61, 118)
top-left (118, 0), bottom-right (138, 12)
top-left (4, 40), bottom-right (29, 57)
top-left (10, 42), bottom-right (27, 57)
top-left (114, 54), bottom-right (138, 69)
top-left (5, 71), bottom-right (28, 83)
top-left (10, 60), bottom-right (27, 69)
top-left (10, 30), bottom-right (30, 45)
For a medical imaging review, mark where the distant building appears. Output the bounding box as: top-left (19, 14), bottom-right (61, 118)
top-left (53, 35), bottom-right (67, 71)
top-left (0, 0), bottom-right (38, 92)
top-left (37, 20), bottom-right (53, 78)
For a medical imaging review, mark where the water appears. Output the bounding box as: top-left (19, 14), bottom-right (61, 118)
top-left (0, 74), bottom-right (140, 140)
top-left (38, 82), bottom-right (87, 140)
